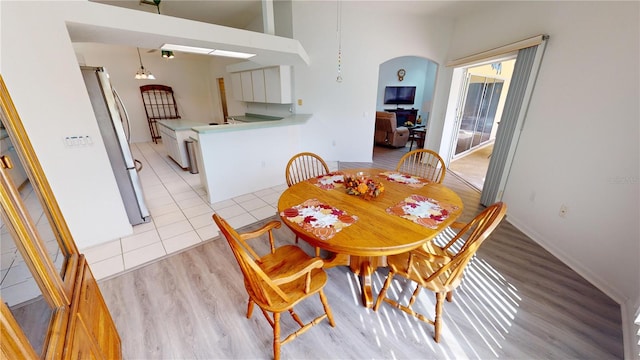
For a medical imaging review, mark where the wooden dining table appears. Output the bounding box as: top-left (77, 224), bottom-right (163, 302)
top-left (277, 168), bottom-right (464, 308)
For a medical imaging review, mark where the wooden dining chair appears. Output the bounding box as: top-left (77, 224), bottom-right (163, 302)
top-left (373, 202), bottom-right (507, 343)
top-left (285, 152), bottom-right (330, 187)
top-left (396, 149), bottom-right (446, 183)
top-left (285, 152), bottom-right (330, 251)
top-left (213, 214), bottom-right (336, 360)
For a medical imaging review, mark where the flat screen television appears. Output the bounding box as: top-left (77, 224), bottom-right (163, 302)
top-left (384, 86), bottom-right (416, 105)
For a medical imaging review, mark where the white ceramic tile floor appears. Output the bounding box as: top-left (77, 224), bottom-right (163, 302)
top-left (82, 141), bottom-right (286, 281)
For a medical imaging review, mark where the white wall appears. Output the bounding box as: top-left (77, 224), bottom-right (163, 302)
top-left (448, 2), bottom-right (639, 357)
top-left (1, 2), bottom-right (133, 248)
top-left (290, 1), bottom-right (454, 162)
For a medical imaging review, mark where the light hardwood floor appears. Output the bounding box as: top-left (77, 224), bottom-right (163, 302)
top-left (99, 145), bottom-right (623, 359)
top-left (449, 143), bottom-right (493, 191)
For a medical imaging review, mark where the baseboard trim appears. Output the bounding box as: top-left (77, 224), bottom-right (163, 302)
top-left (506, 213), bottom-right (626, 304)
top-left (506, 213), bottom-right (637, 357)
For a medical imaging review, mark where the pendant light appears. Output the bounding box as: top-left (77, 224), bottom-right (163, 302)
top-left (134, 48), bottom-right (155, 80)
top-left (161, 50), bottom-right (175, 59)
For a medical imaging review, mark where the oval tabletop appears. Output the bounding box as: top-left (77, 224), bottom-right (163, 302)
top-left (277, 168), bottom-right (464, 257)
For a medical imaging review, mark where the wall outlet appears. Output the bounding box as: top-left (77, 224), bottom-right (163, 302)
top-left (559, 204), bottom-right (568, 218)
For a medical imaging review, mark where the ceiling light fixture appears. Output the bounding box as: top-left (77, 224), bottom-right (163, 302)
top-left (134, 48), bottom-right (156, 80)
top-left (210, 49), bottom-right (256, 59)
top-left (139, 0), bottom-right (161, 14)
top-left (161, 50), bottom-right (175, 59)
top-left (161, 44), bottom-right (256, 59)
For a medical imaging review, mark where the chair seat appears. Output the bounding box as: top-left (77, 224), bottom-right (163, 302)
top-left (248, 245), bottom-right (328, 312)
top-left (386, 245), bottom-right (461, 294)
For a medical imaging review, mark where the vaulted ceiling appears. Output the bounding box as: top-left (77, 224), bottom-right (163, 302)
top-left (90, 0), bottom-right (263, 30)
top-left (90, 0), bottom-right (484, 31)
top-left (79, 1), bottom-right (487, 66)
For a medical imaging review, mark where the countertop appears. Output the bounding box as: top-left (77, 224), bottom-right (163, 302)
top-left (157, 119), bottom-right (211, 131)
top-left (192, 114), bottom-right (311, 134)
top-left (228, 113), bottom-right (283, 122)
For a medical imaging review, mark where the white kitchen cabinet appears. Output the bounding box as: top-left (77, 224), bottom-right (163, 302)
top-left (251, 69), bottom-right (266, 103)
top-left (264, 66), bottom-right (292, 104)
top-left (230, 66), bottom-right (292, 104)
top-left (230, 72), bottom-right (243, 101)
top-left (240, 72), bottom-right (253, 102)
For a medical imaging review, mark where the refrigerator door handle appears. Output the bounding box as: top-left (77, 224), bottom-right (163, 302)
top-left (113, 88), bottom-right (132, 143)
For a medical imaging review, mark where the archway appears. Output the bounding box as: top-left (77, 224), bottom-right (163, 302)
top-left (374, 56), bottom-right (438, 154)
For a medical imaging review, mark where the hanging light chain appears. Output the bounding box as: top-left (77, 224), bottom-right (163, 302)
top-left (336, 0), bottom-right (343, 83)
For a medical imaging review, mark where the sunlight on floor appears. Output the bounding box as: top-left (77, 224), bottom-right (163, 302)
top-left (362, 239), bottom-right (520, 359)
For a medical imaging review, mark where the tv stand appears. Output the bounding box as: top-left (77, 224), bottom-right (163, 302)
top-left (384, 108), bottom-right (418, 127)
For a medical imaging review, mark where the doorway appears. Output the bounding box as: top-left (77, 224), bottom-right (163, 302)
top-left (449, 59), bottom-right (515, 191)
top-left (217, 77), bottom-right (229, 121)
top-left (373, 56), bottom-right (438, 158)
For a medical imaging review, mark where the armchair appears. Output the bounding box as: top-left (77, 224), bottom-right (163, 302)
top-left (374, 111), bottom-right (410, 148)
top-left (213, 214), bottom-right (335, 360)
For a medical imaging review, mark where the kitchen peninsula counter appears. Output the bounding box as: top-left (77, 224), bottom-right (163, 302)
top-left (157, 119), bottom-right (210, 131)
top-left (157, 119), bottom-right (210, 169)
top-left (192, 114), bottom-right (312, 204)
top-left (192, 114), bottom-right (311, 134)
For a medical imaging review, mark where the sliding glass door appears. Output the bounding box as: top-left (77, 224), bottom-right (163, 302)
top-left (454, 74), bottom-right (503, 157)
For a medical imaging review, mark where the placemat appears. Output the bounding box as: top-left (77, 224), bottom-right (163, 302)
top-left (379, 171), bottom-right (430, 188)
top-left (307, 172), bottom-right (345, 190)
top-left (386, 194), bottom-right (459, 229)
top-left (280, 199), bottom-right (357, 240)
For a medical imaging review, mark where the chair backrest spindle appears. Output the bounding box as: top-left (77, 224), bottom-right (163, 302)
top-left (396, 149), bottom-right (446, 183)
top-left (426, 202), bottom-right (507, 288)
top-left (286, 152), bottom-right (330, 187)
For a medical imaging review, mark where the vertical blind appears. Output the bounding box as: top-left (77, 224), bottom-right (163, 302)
top-left (447, 35), bottom-right (549, 206)
top-left (480, 43), bottom-right (542, 205)
top-left (446, 35), bottom-right (549, 206)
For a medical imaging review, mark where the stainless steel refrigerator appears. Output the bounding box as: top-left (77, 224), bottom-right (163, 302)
top-left (81, 66), bottom-right (150, 225)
